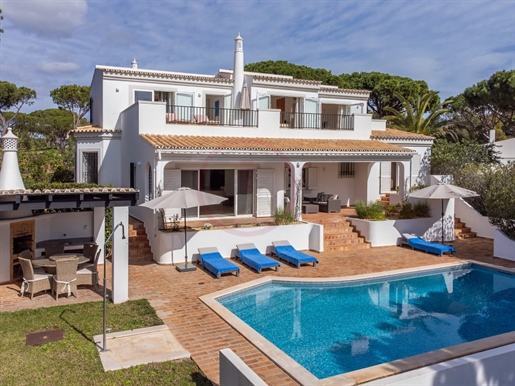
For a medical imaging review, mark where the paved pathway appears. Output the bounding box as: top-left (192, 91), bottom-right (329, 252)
top-left (2, 237), bottom-right (514, 385)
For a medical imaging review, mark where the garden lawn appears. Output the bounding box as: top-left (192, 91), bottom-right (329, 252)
top-left (0, 299), bottom-right (210, 386)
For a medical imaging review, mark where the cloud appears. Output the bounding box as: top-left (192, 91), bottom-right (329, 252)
top-left (38, 61), bottom-right (81, 73)
top-left (2, 0), bottom-right (88, 38)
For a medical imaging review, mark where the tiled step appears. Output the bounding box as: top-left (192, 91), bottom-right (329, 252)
top-left (128, 217), bottom-right (153, 263)
top-left (309, 214), bottom-right (370, 251)
top-left (454, 217), bottom-right (477, 240)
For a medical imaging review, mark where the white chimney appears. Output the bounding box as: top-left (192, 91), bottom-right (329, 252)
top-left (131, 58), bottom-right (138, 69)
top-left (489, 129), bottom-right (496, 143)
top-left (0, 127), bottom-right (25, 190)
top-left (232, 33), bottom-right (244, 110)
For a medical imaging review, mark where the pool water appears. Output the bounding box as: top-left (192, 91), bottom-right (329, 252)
top-left (218, 264), bottom-right (515, 379)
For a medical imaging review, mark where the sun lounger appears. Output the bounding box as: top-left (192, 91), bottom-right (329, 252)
top-left (236, 243), bottom-right (280, 273)
top-left (272, 240), bottom-right (318, 268)
top-left (402, 234), bottom-right (456, 256)
top-left (198, 247), bottom-right (240, 279)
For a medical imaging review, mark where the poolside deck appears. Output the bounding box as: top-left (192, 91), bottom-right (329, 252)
top-left (1, 237), bottom-right (514, 385)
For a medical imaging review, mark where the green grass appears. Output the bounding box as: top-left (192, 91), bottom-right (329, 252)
top-left (0, 299), bottom-right (210, 386)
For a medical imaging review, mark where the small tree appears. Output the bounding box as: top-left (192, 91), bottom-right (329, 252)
top-left (50, 85), bottom-right (90, 131)
top-left (0, 81), bottom-right (37, 134)
top-left (483, 163), bottom-right (515, 240)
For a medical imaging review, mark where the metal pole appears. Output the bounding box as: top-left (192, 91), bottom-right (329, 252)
top-left (101, 221), bottom-right (125, 352)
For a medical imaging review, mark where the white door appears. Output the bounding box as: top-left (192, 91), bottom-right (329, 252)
top-left (304, 98), bottom-right (319, 128)
top-left (222, 94), bottom-right (232, 125)
top-left (258, 94), bottom-right (270, 109)
top-left (256, 169), bottom-right (275, 217)
top-left (176, 93), bottom-right (194, 121)
top-left (380, 162), bottom-right (391, 193)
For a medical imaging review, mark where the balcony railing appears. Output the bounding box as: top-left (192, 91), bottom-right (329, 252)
top-left (165, 105), bottom-right (257, 127)
top-left (280, 112), bottom-right (354, 130)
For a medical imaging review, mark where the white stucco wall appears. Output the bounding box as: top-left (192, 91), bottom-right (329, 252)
top-left (494, 230), bottom-right (515, 261)
top-left (151, 222), bottom-right (323, 265)
top-left (454, 198), bottom-right (496, 239)
top-left (349, 199), bottom-right (454, 246)
top-left (495, 138), bottom-right (515, 165)
top-left (364, 344), bottom-right (515, 386)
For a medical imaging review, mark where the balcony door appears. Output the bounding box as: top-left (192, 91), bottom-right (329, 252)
top-left (176, 93), bottom-right (194, 121)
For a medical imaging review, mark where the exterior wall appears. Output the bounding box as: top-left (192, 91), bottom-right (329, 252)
top-left (455, 198), bottom-right (496, 239)
top-left (90, 69), bottom-right (103, 126)
top-left (151, 222), bottom-right (323, 265)
top-left (219, 349), bottom-right (267, 386)
top-left (364, 344), bottom-right (515, 386)
top-left (495, 137), bottom-right (515, 165)
top-left (494, 230), bottom-right (515, 261)
top-left (309, 163), bottom-right (356, 207)
top-left (349, 199), bottom-right (454, 246)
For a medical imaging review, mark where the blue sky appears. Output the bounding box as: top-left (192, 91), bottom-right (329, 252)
top-left (1, 0), bottom-right (514, 112)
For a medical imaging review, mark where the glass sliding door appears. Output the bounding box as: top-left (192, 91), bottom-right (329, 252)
top-left (181, 170), bottom-right (198, 218)
top-left (237, 170), bottom-right (253, 215)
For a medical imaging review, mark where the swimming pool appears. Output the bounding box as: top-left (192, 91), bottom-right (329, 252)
top-left (202, 262), bottom-right (515, 384)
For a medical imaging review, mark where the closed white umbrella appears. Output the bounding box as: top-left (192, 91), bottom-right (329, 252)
top-left (409, 183), bottom-right (479, 244)
top-left (140, 187), bottom-right (227, 270)
top-left (240, 83), bottom-right (250, 110)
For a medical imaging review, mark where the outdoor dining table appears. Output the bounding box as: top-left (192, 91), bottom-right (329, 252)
top-left (32, 254), bottom-right (89, 274)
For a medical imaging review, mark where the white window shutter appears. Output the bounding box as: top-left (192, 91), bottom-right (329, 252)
top-left (307, 167), bottom-right (318, 189)
top-left (411, 153), bottom-right (421, 184)
top-left (162, 169), bottom-right (182, 221)
top-left (380, 162), bottom-right (391, 193)
top-left (256, 169), bottom-right (275, 217)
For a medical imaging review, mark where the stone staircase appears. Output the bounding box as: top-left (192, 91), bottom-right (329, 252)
top-left (377, 193), bottom-right (390, 207)
top-left (454, 217), bottom-right (477, 239)
top-left (128, 217), bottom-right (154, 263)
top-left (309, 215), bottom-right (370, 252)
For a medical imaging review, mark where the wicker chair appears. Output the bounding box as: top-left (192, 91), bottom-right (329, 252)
top-left (19, 249), bottom-right (45, 274)
top-left (52, 257), bottom-right (79, 302)
top-left (80, 243), bottom-right (99, 266)
top-left (45, 243), bottom-right (65, 258)
top-left (76, 249), bottom-right (101, 289)
top-left (18, 256), bottom-right (53, 300)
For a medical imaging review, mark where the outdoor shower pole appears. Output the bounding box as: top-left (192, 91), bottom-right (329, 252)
top-left (101, 221), bottom-right (126, 352)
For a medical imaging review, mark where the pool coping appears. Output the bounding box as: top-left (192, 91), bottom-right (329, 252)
top-left (200, 260), bottom-right (515, 385)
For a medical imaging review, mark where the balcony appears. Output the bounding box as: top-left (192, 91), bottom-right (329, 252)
top-left (165, 105), bottom-right (258, 127)
top-left (280, 111), bottom-right (354, 130)
top-left (164, 105), bottom-right (354, 131)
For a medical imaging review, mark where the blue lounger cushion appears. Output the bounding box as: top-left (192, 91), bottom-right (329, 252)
top-left (407, 237), bottom-right (456, 256)
top-left (198, 247), bottom-right (240, 279)
top-left (236, 243), bottom-right (280, 273)
top-left (272, 241), bottom-right (318, 268)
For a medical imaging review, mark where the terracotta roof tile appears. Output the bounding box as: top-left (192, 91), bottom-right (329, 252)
top-left (73, 125), bottom-right (121, 133)
top-left (140, 134), bottom-right (412, 153)
top-left (0, 187), bottom-right (137, 195)
top-left (371, 128), bottom-right (433, 140)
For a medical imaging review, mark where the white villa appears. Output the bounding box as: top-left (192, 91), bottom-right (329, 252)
top-left (72, 34), bottom-right (435, 264)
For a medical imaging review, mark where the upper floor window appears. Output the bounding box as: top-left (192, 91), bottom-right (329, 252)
top-left (134, 90), bottom-right (153, 103)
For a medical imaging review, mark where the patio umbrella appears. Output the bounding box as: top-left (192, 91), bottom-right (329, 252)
top-left (140, 187), bottom-right (227, 271)
top-left (240, 83), bottom-right (250, 110)
top-left (408, 183), bottom-right (479, 244)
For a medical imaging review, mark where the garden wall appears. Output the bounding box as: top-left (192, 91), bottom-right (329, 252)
top-left (152, 222), bottom-right (323, 265)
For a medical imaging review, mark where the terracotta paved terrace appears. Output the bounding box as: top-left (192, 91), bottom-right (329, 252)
top-left (1, 237), bottom-right (514, 385)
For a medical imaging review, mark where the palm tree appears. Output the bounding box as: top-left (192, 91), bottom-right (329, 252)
top-left (383, 92), bottom-right (452, 135)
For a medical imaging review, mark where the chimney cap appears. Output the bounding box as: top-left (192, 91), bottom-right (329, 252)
top-left (2, 127), bottom-right (17, 139)
top-left (131, 58), bottom-right (138, 69)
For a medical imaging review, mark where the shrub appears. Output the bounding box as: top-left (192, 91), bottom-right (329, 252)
top-left (385, 204), bottom-right (401, 217)
top-left (355, 201), bottom-right (386, 220)
top-left (202, 223), bottom-right (213, 230)
top-left (398, 201), bottom-right (416, 219)
top-left (413, 201), bottom-right (430, 217)
top-left (273, 207), bottom-right (295, 225)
